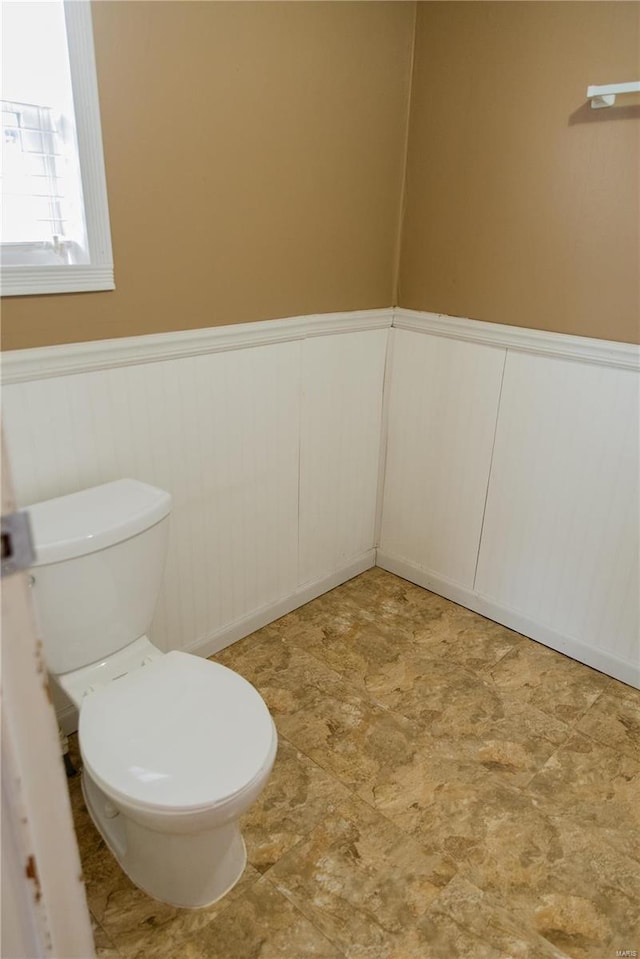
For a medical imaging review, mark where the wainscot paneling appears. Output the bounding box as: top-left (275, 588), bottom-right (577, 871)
top-left (299, 329), bottom-right (388, 585)
top-left (2, 344), bottom-right (301, 655)
top-left (475, 350), bottom-right (640, 674)
top-left (379, 328), bottom-right (506, 587)
top-left (2, 311), bottom-right (391, 729)
top-left (3, 305), bottom-right (639, 715)
top-left (378, 310), bottom-right (640, 689)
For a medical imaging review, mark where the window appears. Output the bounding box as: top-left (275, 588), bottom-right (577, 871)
top-left (1, 1), bottom-right (113, 295)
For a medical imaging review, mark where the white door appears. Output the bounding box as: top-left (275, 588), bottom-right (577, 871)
top-left (1, 430), bottom-right (95, 958)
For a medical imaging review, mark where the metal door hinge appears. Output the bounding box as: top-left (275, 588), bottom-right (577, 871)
top-left (1, 510), bottom-right (35, 577)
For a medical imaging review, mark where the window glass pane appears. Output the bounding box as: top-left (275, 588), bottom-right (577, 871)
top-left (1, 1), bottom-right (88, 264)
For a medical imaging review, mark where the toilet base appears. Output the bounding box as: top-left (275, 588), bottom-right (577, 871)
top-left (82, 770), bottom-right (248, 909)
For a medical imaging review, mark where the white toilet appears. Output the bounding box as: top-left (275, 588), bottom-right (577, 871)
top-left (27, 479), bottom-right (277, 909)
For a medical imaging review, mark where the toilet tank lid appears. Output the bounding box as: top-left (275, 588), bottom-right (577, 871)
top-left (27, 479), bottom-right (172, 566)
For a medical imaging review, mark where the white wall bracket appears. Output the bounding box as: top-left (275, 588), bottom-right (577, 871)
top-left (587, 81), bottom-right (640, 109)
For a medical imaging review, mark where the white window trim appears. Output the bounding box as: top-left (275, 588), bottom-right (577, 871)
top-left (1, 1), bottom-right (114, 297)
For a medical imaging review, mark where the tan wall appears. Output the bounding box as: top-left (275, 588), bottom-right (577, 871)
top-left (4, 2), bottom-right (639, 350)
top-left (1, 1), bottom-right (415, 350)
top-left (399, 2), bottom-right (640, 344)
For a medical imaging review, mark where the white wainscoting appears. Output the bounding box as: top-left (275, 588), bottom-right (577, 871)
top-left (299, 330), bottom-right (388, 585)
top-left (2, 311), bottom-right (391, 729)
top-left (475, 351), bottom-right (640, 670)
top-left (3, 305), bottom-right (639, 714)
top-left (379, 329), bottom-right (505, 588)
top-left (3, 344), bottom-right (301, 655)
top-left (379, 310), bottom-right (640, 689)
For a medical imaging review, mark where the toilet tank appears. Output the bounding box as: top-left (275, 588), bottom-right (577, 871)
top-left (27, 480), bottom-right (172, 676)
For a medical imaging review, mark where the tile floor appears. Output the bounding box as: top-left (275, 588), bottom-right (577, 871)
top-left (68, 568), bottom-right (640, 959)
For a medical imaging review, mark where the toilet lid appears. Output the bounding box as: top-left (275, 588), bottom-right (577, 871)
top-left (79, 651), bottom-right (276, 813)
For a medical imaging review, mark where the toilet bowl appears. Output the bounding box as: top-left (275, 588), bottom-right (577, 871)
top-left (27, 479), bottom-right (277, 908)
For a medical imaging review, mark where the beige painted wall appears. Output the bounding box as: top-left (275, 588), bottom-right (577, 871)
top-left (1, 1), bottom-right (415, 350)
top-left (399, 2), bottom-right (640, 344)
top-left (3, 1), bottom-right (639, 349)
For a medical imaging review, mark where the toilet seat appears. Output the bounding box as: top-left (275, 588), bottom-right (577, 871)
top-left (79, 651), bottom-right (276, 815)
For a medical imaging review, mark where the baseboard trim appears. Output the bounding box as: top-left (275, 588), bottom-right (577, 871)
top-left (55, 544), bottom-right (638, 736)
top-left (185, 551), bottom-right (377, 660)
top-left (376, 551), bottom-right (640, 689)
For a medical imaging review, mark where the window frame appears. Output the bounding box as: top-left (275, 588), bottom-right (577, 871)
top-left (1, 1), bottom-right (114, 297)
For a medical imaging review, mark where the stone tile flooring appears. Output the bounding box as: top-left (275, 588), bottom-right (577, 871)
top-left (69, 569), bottom-right (640, 959)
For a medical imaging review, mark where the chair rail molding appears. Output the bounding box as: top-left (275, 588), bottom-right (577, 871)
top-left (393, 309), bottom-right (640, 372)
top-left (3, 307), bottom-right (637, 384)
top-left (1, 309), bottom-right (393, 384)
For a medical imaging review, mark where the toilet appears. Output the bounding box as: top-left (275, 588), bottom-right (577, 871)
top-left (27, 479), bottom-right (277, 909)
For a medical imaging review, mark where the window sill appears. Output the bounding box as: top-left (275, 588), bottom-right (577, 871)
top-left (1, 265), bottom-right (115, 296)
